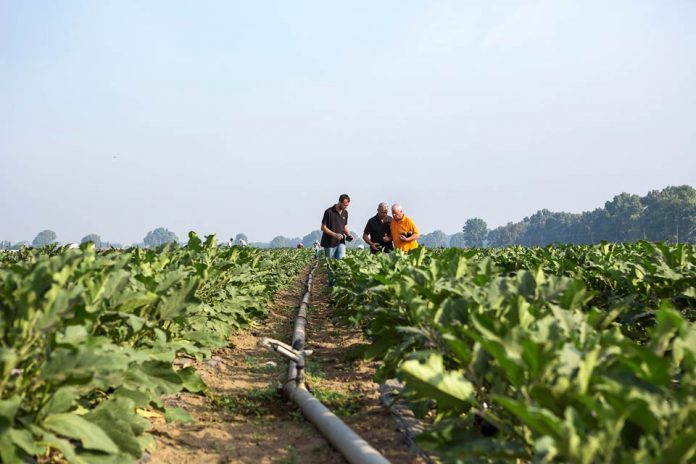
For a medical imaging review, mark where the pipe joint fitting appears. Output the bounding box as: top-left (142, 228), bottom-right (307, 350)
top-left (258, 337), bottom-right (313, 368)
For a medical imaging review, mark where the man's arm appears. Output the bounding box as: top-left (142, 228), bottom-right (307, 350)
top-left (363, 232), bottom-right (380, 251)
top-left (322, 224), bottom-right (344, 240)
top-left (382, 226), bottom-right (392, 242)
top-left (405, 232), bottom-right (421, 242)
top-left (411, 220), bottom-right (420, 241)
top-left (363, 221), bottom-right (379, 250)
top-left (400, 219), bottom-right (421, 242)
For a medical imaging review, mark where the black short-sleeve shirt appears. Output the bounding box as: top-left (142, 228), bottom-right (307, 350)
top-left (363, 215), bottom-right (394, 253)
top-left (320, 205), bottom-right (348, 248)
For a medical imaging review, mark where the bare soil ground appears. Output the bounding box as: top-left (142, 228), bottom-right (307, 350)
top-left (146, 263), bottom-right (426, 464)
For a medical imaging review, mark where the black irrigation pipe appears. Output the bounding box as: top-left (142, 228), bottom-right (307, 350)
top-left (262, 260), bottom-right (391, 464)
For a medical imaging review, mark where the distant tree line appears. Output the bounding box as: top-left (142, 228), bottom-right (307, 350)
top-left (4, 186), bottom-right (693, 250)
top-left (0, 228), bottom-right (176, 250)
top-left (259, 230), bottom-right (367, 249)
top-left (419, 186), bottom-right (696, 248)
top-left (483, 185), bottom-right (696, 247)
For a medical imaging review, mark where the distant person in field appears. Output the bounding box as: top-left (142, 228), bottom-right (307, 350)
top-left (227, 237), bottom-right (234, 247)
top-left (390, 203), bottom-right (420, 252)
top-left (312, 240), bottom-right (321, 258)
top-left (363, 202), bottom-right (393, 254)
top-left (320, 193), bottom-right (352, 260)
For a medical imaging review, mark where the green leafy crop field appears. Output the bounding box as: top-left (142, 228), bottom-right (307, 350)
top-left (0, 235), bottom-right (311, 463)
top-left (330, 242), bottom-right (696, 463)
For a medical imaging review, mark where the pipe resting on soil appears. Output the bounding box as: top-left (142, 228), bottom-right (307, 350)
top-left (284, 261), bottom-right (391, 464)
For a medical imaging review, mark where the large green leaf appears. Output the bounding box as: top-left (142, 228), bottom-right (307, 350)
top-left (40, 347), bottom-right (132, 391)
top-left (113, 387), bottom-right (151, 408)
top-left (494, 396), bottom-right (562, 438)
top-left (466, 322), bottom-right (525, 387)
top-left (157, 278), bottom-right (199, 320)
top-left (177, 366), bottom-right (207, 393)
top-left (34, 426), bottom-right (83, 463)
top-left (39, 386), bottom-right (78, 418)
top-left (112, 291), bottom-right (158, 314)
top-left (84, 397), bottom-right (148, 458)
top-left (8, 427), bottom-right (45, 456)
top-left (43, 413), bottom-right (119, 454)
top-left (55, 325), bottom-right (89, 347)
top-left (0, 395), bottom-right (21, 423)
top-left (124, 361), bottom-right (182, 395)
top-left (400, 353), bottom-right (473, 410)
top-left (0, 433), bottom-right (32, 464)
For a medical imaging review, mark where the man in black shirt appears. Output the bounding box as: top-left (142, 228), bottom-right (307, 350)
top-left (320, 193), bottom-right (352, 260)
top-left (363, 202), bottom-right (393, 253)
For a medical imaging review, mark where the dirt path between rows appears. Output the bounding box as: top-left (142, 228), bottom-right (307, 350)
top-left (146, 262), bottom-right (426, 464)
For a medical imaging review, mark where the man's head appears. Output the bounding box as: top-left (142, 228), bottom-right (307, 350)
top-left (337, 194), bottom-right (350, 209)
top-left (377, 202), bottom-right (389, 220)
top-left (392, 203), bottom-right (404, 221)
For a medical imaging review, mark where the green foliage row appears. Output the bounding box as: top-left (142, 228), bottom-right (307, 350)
top-left (330, 243), bottom-right (696, 463)
top-left (0, 235), bottom-right (310, 463)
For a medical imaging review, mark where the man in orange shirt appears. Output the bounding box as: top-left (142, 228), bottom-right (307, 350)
top-left (390, 203), bottom-right (420, 252)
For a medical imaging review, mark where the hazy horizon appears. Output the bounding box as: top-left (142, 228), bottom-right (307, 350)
top-left (3, 1), bottom-right (695, 244)
top-left (4, 184), bottom-right (693, 246)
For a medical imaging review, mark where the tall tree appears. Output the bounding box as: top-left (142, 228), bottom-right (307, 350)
top-left (143, 228), bottom-right (178, 248)
top-left (32, 230), bottom-right (57, 247)
top-left (463, 218), bottom-right (488, 247)
top-left (81, 234), bottom-right (102, 248)
top-left (520, 209), bottom-right (552, 246)
top-left (586, 208), bottom-right (612, 243)
top-left (641, 185), bottom-right (696, 243)
top-left (420, 230), bottom-right (449, 248)
top-left (605, 192), bottom-right (644, 241)
top-left (448, 232), bottom-right (466, 248)
top-left (269, 236), bottom-right (291, 248)
top-left (488, 222), bottom-right (525, 247)
top-left (301, 230), bottom-right (322, 248)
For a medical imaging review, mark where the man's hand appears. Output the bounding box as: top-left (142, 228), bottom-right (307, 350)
top-left (336, 233), bottom-right (344, 241)
top-left (370, 242), bottom-right (380, 252)
top-left (382, 234), bottom-right (391, 242)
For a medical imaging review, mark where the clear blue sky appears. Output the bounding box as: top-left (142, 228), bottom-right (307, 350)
top-left (2, 0), bottom-right (695, 244)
